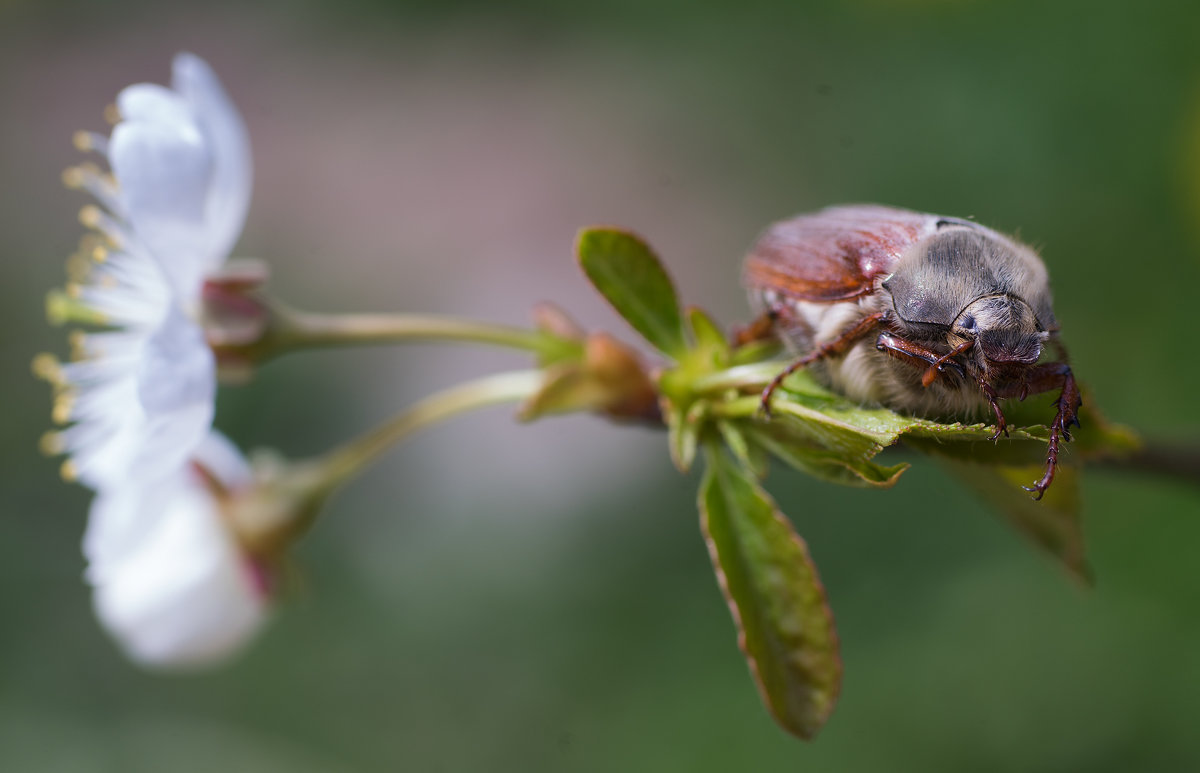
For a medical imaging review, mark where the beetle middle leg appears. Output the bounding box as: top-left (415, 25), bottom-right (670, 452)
top-left (732, 307), bottom-right (781, 348)
top-left (759, 311), bottom-right (885, 415)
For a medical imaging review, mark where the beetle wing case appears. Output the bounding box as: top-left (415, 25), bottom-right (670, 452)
top-left (742, 204), bottom-right (941, 303)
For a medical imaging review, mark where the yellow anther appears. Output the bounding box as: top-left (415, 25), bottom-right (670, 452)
top-left (66, 255), bottom-right (91, 282)
top-left (68, 330), bottom-right (88, 360)
top-left (79, 204), bottom-right (102, 228)
top-left (31, 352), bottom-right (62, 383)
top-left (52, 394), bottom-right (74, 424)
top-left (62, 166), bottom-right (85, 190)
top-left (39, 431), bottom-right (65, 456)
top-left (66, 282), bottom-right (82, 299)
top-left (60, 459), bottom-right (79, 483)
top-left (104, 102), bottom-right (121, 125)
top-left (72, 130), bottom-right (92, 152)
top-left (92, 245), bottom-right (109, 262)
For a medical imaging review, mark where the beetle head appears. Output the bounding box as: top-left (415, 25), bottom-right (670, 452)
top-left (952, 294), bottom-right (1046, 365)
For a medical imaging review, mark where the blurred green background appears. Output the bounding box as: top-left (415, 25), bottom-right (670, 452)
top-left (4, 0), bottom-right (1200, 770)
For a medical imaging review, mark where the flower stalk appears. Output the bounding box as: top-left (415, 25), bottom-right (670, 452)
top-left (202, 269), bottom-right (582, 378)
top-left (226, 370), bottom-right (545, 555)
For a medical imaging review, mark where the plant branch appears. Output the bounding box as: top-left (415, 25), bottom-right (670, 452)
top-left (1090, 441), bottom-right (1200, 490)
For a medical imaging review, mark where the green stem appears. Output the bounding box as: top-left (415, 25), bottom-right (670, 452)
top-left (230, 369), bottom-right (546, 553)
top-left (692, 362), bottom-right (781, 393)
top-left (315, 369), bottom-right (545, 493)
top-left (708, 395), bottom-right (768, 420)
top-left (276, 308), bottom-right (574, 359)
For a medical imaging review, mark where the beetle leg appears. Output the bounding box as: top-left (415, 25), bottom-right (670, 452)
top-left (977, 379), bottom-right (1009, 441)
top-left (759, 311), bottom-right (885, 415)
top-left (994, 361), bottom-right (1080, 500)
top-left (732, 307), bottom-right (780, 348)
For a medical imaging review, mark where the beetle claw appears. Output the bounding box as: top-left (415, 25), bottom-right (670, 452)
top-left (758, 385), bottom-right (776, 419)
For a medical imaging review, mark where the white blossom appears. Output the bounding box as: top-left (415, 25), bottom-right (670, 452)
top-left (43, 52), bottom-right (252, 489)
top-left (84, 431), bottom-right (268, 668)
top-left (38, 53), bottom-right (269, 668)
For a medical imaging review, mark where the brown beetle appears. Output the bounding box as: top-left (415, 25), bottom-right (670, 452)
top-left (743, 204), bottom-right (1080, 499)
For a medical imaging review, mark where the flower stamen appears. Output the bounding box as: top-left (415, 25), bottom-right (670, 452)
top-left (63, 163), bottom-right (122, 215)
top-left (45, 289), bottom-right (110, 327)
top-left (39, 430), bottom-right (65, 456)
top-left (31, 353), bottom-right (63, 385)
top-left (53, 393), bottom-right (76, 424)
top-left (73, 130), bottom-right (110, 155)
top-left (78, 205), bottom-right (130, 248)
top-left (68, 330), bottom-right (88, 360)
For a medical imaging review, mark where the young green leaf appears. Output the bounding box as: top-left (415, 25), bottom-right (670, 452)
top-left (699, 448), bottom-right (842, 740)
top-left (686, 306), bottom-right (730, 365)
top-left (576, 228), bottom-right (687, 358)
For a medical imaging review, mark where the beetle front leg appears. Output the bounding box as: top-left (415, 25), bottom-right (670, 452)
top-left (977, 379), bottom-right (1008, 441)
top-left (759, 312), bottom-right (885, 415)
top-left (995, 361), bottom-right (1080, 500)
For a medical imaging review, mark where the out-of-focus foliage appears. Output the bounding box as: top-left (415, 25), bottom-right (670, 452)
top-left (4, 0), bottom-right (1200, 770)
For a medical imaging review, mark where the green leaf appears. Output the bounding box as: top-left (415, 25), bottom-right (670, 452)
top-left (699, 448), bottom-right (842, 740)
top-left (771, 371), bottom-right (1047, 447)
top-left (718, 420), bottom-right (770, 479)
top-left (750, 423), bottom-right (909, 488)
top-left (576, 228), bottom-right (687, 358)
top-left (687, 306), bottom-right (730, 364)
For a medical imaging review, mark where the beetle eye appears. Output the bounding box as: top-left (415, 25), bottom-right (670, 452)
top-left (960, 314), bottom-right (976, 331)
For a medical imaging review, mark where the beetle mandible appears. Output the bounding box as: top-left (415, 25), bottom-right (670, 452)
top-left (742, 204), bottom-right (1081, 499)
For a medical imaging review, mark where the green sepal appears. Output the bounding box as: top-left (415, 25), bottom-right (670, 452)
top-left (667, 400), bottom-right (705, 473)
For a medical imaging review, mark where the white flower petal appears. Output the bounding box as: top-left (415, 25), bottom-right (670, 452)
top-left (84, 439), bottom-right (267, 669)
top-left (126, 307), bottom-right (216, 482)
top-left (109, 120), bottom-right (214, 298)
top-left (53, 293), bottom-right (215, 490)
top-left (116, 83), bottom-right (193, 126)
top-left (172, 53), bottom-right (253, 265)
top-left (193, 429), bottom-right (254, 490)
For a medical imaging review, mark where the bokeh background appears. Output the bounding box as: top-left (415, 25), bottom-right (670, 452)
top-left (4, 1), bottom-right (1200, 770)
